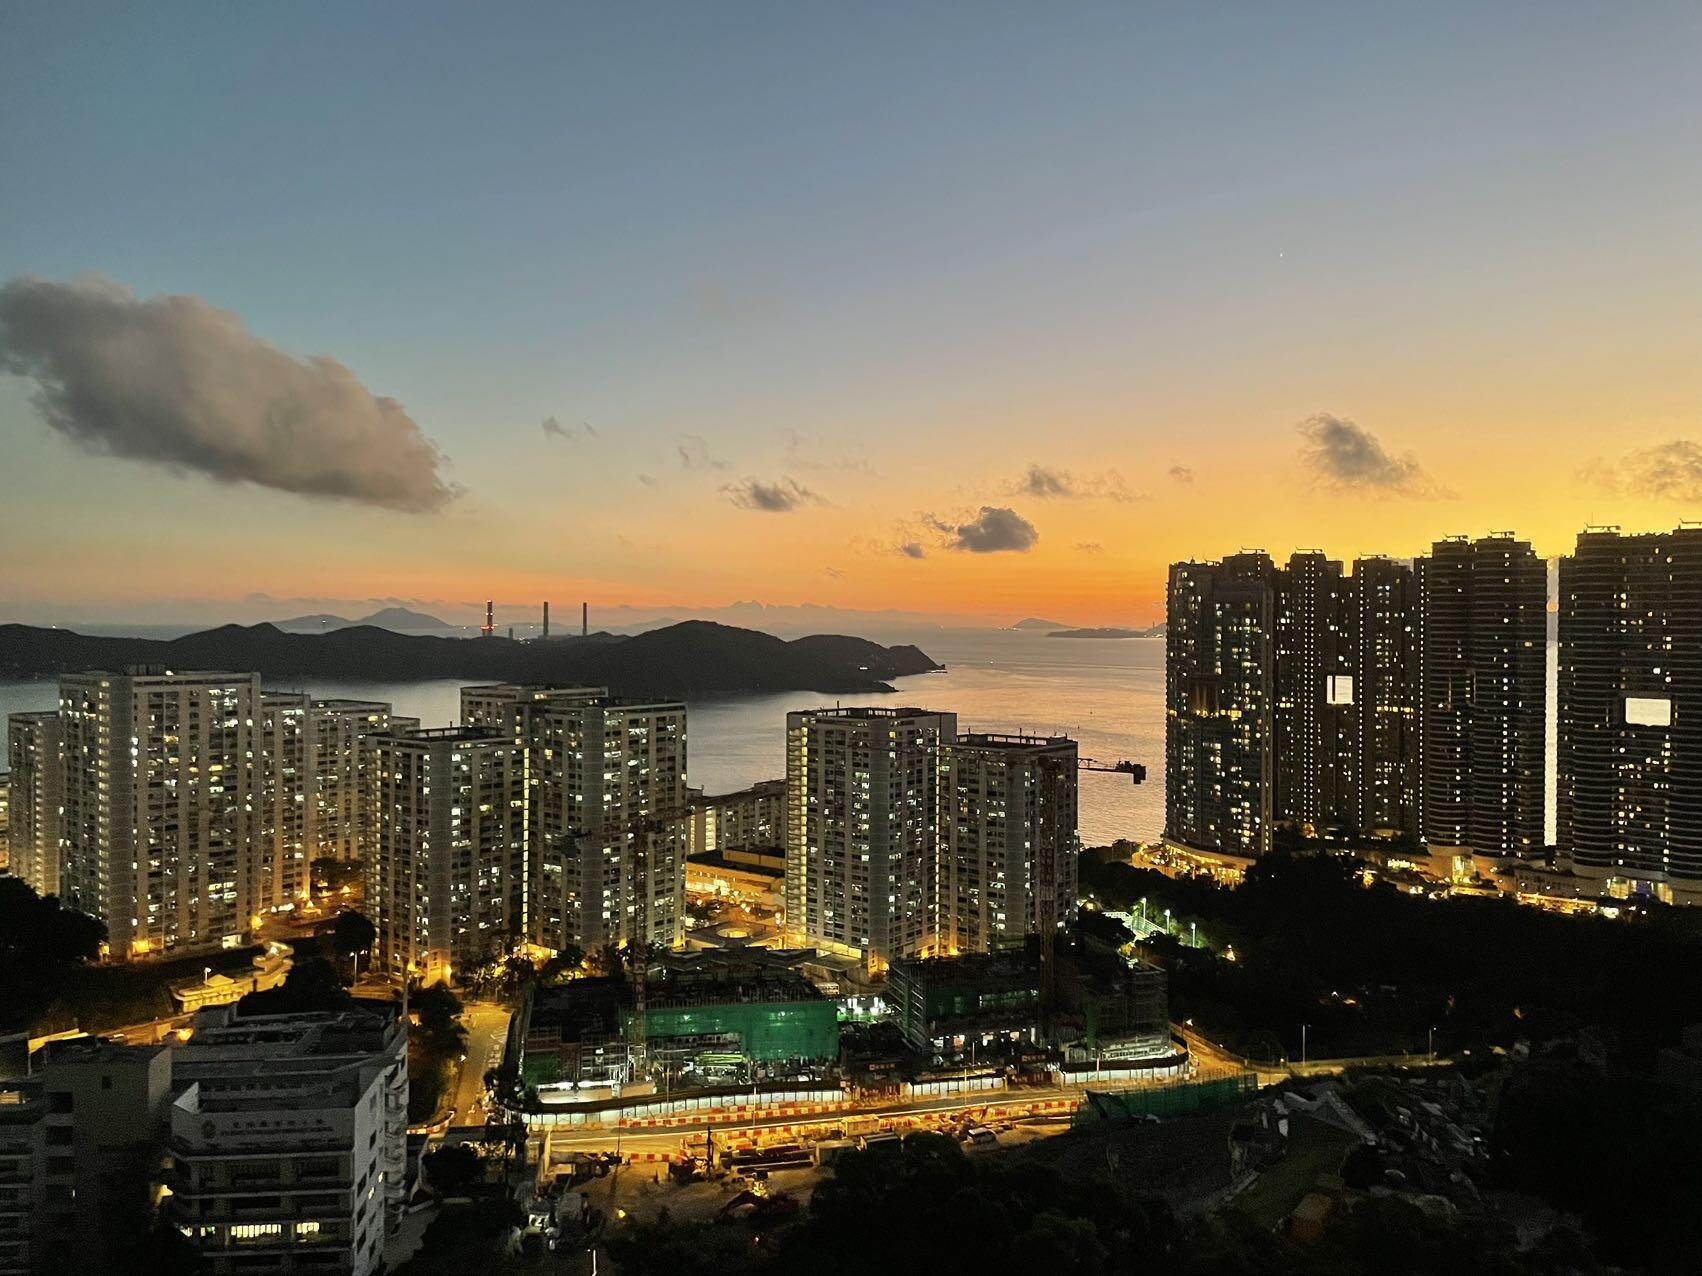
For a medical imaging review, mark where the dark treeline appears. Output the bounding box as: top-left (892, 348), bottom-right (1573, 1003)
top-left (1079, 850), bottom-right (1702, 1066)
top-left (607, 1134), bottom-right (1597, 1276)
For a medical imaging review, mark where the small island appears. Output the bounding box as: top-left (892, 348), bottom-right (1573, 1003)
top-left (1049, 625), bottom-right (1165, 639)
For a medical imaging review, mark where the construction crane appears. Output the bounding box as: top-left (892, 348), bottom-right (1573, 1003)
top-left (1077, 757), bottom-right (1146, 784)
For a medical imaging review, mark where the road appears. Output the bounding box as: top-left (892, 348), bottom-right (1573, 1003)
top-left (449, 1001), bottom-right (513, 1125)
top-left (1175, 1023), bottom-right (1448, 1086)
top-left (541, 1074), bottom-right (1173, 1156)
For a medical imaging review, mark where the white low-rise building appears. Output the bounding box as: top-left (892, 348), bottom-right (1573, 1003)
top-left (165, 1008), bottom-right (409, 1275)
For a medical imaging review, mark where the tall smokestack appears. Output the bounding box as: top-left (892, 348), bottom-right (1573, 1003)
top-left (542, 601), bottom-right (550, 639)
top-left (582, 601), bottom-right (588, 638)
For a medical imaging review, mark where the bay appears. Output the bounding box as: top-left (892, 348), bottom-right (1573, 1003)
top-left (0, 630), bottom-right (1166, 846)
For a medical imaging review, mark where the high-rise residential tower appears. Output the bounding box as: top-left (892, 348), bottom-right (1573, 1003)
top-left (6, 711), bottom-right (64, 896)
top-left (1559, 524), bottom-right (1702, 902)
top-left (784, 706), bottom-right (957, 970)
top-left (256, 691), bottom-right (312, 914)
top-left (937, 733), bottom-right (1079, 956)
top-left (366, 727), bottom-right (525, 982)
top-left (308, 699), bottom-right (396, 862)
top-left (1164, 553), bottom-right (1276, 857)
top-left (1350, 556), bottom-right (1422, 837)
top-left (59, 668), bottom-right (263, 957)
top-left (1417, 534), bottom-right (1546, 859)
top-left (1273, 551), bottom-right (1355, 832)
top-left (523, 697), bottom-right (689, 954)
top-left (1167, 550), bottom-right (1423, 858)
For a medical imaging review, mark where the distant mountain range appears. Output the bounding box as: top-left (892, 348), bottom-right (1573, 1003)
top-left (1009, 617), bottom-right (1069, 631)
top-left (0, 621), bottom-right (942, 696)
top-left (275, 606), bottom-right (463, 634)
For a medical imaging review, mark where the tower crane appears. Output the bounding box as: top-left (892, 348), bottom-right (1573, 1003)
top-left (1077, 757), bottom-right (1146, 783)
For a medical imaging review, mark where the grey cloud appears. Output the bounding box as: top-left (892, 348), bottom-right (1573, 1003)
top-left (1022, 465), bottom-right (1073, 498)
top-left (1019, 463), bottom-right (1135, 502)
top-left (1077, 541), bottom-right (1104, 553)
top-left (785, 428), bottom-right (876, 477)
top-left (1585, 440), bottom-right (1702, 502)
top-left (636, 473), bottom-right (658, 487)
top-left (1168, 464), bottom-right (1195, 484)
top-left (948, 506), bottom-right (1039, 553)
top-left (678, 435), bottom-right (727, 471)
top-left (722, 476), bottom-right (822, 512)
top-left (0, 274), bottom-right (458, 512)
top-left (1297, 413), bottom-right (1444, 496)
top-left (542, 416), bottom-right (596, 441)
top-left (898, 542), bottom-right (926, 559)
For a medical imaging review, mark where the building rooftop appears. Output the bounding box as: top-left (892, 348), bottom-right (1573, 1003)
top-left (310, 698), bottom-right (394, 712)
top-left (789, 705), bottom-right (946, 721)
top-left (41, 1038), bottom-right (167, 1067)
top-left (370, 725), bottom-right (506, 745)
top-left (954, 732), bottom-right (1076, 751)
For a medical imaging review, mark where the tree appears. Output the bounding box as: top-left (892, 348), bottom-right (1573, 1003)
top-left (0, 876), bottom-right (105, 964)
top-left (423, 1143), bottom-right (482, 1196)
top-left (392, 1195), bottom-right (527, 1272)
top-left (330, 909), bottom-right (377, 966)
top-left (606, 1209), bottom-right (765, 1276)
top-left (541, 944), bottom-right (585, 984)
top-left (413, 985), bottom-right (467, 1053)
top-left (587, 942), bottom-right (625, 977)
top-left (238, 957), bottom-right (354, 1015)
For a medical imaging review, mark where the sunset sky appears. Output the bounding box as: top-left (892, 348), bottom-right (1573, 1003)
top-left (2, 3), bottom-right (1699, 631)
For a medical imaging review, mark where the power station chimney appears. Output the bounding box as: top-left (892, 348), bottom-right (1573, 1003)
top-left (542, 601), bottom-right (550, 639)
top-left (482, 600), bottom-right (494, 639)
top-left (581, 601), bottom-right (588, 637)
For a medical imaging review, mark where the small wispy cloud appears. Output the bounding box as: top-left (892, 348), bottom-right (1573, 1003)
top-left (1583, 440), bottom-right (1702, 502)
top-left (897, 542), bottom-right (926, 560)
top-left (1168, 464), bottom-right (1194, 484)
top-left (541, 416), bottom-right (597, 441)
top-left (1017, 464), bottom-right (1137, 503)
top-left (722, 476), bottom-right (823, 512)
top-left (678, 434), bottom-right (727, 471)
top-left (785, 428), bottom-right (876, 477)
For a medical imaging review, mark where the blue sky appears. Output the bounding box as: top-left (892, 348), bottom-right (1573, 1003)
top-left (2, 3), bottom-right (1698, 626)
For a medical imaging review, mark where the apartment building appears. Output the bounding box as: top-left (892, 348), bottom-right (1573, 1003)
top-left (1559, 524), bottom-right (1702, 902)
top-left (937, 733), bottom-right (1079, 956)
top-left (59, 668), bottom-right (263, 957)
top-left (5, 712), bottom-right (62, 896)
top-left (784, 706), bottom-right (957, 969)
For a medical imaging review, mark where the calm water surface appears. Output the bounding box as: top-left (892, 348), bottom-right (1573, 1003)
top-left (0, 630), bottom-right (1166, 845)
